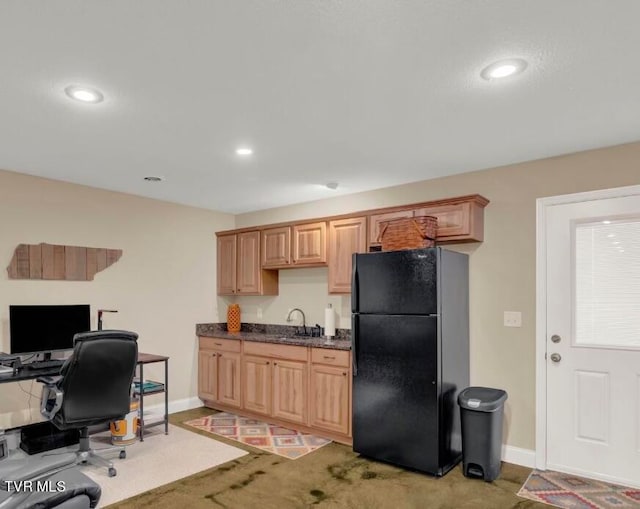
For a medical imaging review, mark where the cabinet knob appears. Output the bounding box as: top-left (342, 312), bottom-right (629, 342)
top-left (342, 372), bottom-right (347, 376)
top-left (274, 362), bottom-right (278, 366)
top-left (266, 361), bottom-right (270, 365)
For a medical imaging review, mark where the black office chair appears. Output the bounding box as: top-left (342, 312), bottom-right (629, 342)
top-left (39, 330), bottom-right (139, 478)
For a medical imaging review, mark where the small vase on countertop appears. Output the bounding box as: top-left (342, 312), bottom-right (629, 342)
top-left (227, 304), bottom-right (241, 333)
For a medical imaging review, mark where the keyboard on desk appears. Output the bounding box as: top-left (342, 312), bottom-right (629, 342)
top-left (22, 360), bottom-right (65, 370)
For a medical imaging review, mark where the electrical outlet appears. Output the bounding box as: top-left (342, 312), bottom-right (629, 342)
top-left (257, 307), bottom-right (263, 319)
top-left (504, 311), bottom-right (522, 327)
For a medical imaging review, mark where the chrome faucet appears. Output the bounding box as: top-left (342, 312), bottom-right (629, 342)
top-left (286, 308), bottom-right (307, 336)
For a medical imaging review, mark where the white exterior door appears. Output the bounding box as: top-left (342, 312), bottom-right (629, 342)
top-left (545, 188), bottom-right (640, 488)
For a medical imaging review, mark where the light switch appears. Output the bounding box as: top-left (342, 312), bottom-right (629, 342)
top-left (504, 311), bottom-right (522, 327)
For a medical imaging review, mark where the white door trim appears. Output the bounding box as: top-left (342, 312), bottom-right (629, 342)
top-left (535, 184), bottom-right (640, 470)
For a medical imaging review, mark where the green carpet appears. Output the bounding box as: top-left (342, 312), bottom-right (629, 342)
top-left (106, 407), bottom-right (546, 508)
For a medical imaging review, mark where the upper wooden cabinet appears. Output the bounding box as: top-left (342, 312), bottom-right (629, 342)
top-left (414, 200), bottom-right (483, 242)
top-left (368, 195), bottom-right (489, 248)
top-left (217, 232), bottom-right (278, 296)
top-left (216, 194), bottom-right (488, 293)
top-left (260, 222), bottom-right (327, 269)
top-left (328, 217), bottom-right (367, 294)
top-left (217, 235), bottom-right (237, 295)
top-left (292, 222), bottom-right (326, 265)
top-left (262, 227), bottom-right (291, 268)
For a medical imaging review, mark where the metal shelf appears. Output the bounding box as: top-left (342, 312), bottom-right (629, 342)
top-left (136, 353), bottom-right (169, 441)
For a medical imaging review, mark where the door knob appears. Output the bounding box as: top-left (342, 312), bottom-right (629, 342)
top-left (551, 334), bottom-right (561, 343)
top-left (550, 353), bottom-right (561, 363)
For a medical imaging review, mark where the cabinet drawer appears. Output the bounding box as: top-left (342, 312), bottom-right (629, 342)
top-left (199, 337), bottom-right (242, 353)
top-left (243, 341), bottom-right (308, 361)
top-left (311, 348), bottom-right (350, 368)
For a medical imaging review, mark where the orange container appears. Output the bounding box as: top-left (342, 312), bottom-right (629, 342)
top-left (227, 304), bottom-right (241, 332)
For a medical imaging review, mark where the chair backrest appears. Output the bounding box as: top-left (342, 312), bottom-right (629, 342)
top-left (57, 330), bottom-right (138, 426)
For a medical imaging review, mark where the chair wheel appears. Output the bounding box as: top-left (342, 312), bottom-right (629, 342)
top-left (108, 467), bottom-right (117, 477)
top-left (119, 450), bottom-right (126, 459)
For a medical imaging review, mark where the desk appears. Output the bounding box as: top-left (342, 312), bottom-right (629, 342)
top-left (0, 353), bottom-right (169, 442)
top-left (0, 365), bottom-right (62, 384)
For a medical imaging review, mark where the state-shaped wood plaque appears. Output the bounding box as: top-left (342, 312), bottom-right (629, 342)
top-left (6, 243), bottom-right (122, 281)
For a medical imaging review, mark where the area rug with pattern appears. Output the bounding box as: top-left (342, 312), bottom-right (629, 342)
top-left (517, 469), bottom-right (640, 508)
top-left (184, 412), bottom-right (331, 459)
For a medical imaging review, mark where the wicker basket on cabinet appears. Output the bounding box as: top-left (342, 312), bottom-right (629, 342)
top-left (378, 215), bottom-right (437, 251)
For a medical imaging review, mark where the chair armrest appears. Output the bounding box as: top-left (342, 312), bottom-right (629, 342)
top-left (0, 453), bottom-right (76, 486)
top-left (6, 468), bottom-right (102, 509)
top-left (37, 375), bottom-right (62, 385)
top-left (40, 383), bottom-right (64, 419)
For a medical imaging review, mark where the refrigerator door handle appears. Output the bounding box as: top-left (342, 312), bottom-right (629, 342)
top-left (352, 314), bottom-right (358, 376)
top-left (351, 253), bottom-right (359, 313)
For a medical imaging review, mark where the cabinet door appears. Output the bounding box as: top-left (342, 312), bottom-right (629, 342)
top-left (310, 364), bottom-right (350, 435)
top-left (328, 217), bottom-right (367, 294)
top-left (272, 359), bottom-right (307, 424)
top-left (237, 231), bottom-right (261, 294)
top-left (292, 222), bottom-right (326, 265)
top-left (217, 352), bottom-right (241, 408)
top-left (368, 210), bottom-right (413, 246)
top-left (261, 227), bottom-right (291, 268)
top-left (242, 355), bottom-right (272, 416)
top-left (217, 235), bottom-right (237, 295)
top-left (414, 202), bottom-right (473, 239)
top-left (198, 350), bottom-right (218, 401)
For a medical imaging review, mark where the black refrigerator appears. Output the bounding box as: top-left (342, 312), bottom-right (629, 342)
top-left (351, 247), bottom-right (469, 476)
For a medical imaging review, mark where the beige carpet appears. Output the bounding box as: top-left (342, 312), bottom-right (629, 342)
top-left (81, 424), bottom-right (248, 507)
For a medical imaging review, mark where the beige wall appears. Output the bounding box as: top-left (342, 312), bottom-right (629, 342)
top-left (233, 141), bottom-right (640, 451)
top-left (0, 170), bottom-right (234, 427)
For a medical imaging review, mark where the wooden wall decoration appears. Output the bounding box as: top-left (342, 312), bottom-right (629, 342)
top-left (6, 243), bottom-right (122, 281)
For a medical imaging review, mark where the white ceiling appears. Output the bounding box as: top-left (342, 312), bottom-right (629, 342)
top-left (1, 1), bottom-right (639, 214)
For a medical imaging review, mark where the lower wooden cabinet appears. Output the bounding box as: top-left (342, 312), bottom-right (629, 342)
top-left (217, 352), bottom-right (241, 408)
top-left (242, 355), bottom-right (272, 416)
top-left (198, 338), bottom-right (241, 408)
top-left (272, 359), bottom-right (307, 425)
top-left (198, 350), bottom-right (217, 401)
top-left (243, 356), bottom-right (308, 426)
top-left (309, 364), bottom-right (350, 435)
top-left (199, 337), bottom-right (352, 443)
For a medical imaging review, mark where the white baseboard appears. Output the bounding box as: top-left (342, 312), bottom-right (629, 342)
top-left (502, 445), bottom-right (536, 468)
top-left (141, 397), bottom-right (203, 416)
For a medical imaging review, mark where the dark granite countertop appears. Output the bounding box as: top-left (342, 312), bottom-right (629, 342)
top-left (196, 323), bottom-right (351, 351)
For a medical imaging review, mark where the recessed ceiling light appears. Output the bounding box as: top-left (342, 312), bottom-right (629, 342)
top-left (143, 176), bottom-right (164, 182)
top-left (64, 85), bottom-right (104, 103)
top-left (602, 220), bottom-right (611, 224)
top-left (480, 59), bottom-right (528, 80)
top-left (236, 147), bottom-right (253, 156)
top-left (326, 182), bottom-right (339, 190)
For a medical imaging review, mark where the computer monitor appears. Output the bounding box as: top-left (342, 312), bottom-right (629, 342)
top-left (9, 305), bottom-right (91, 355)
